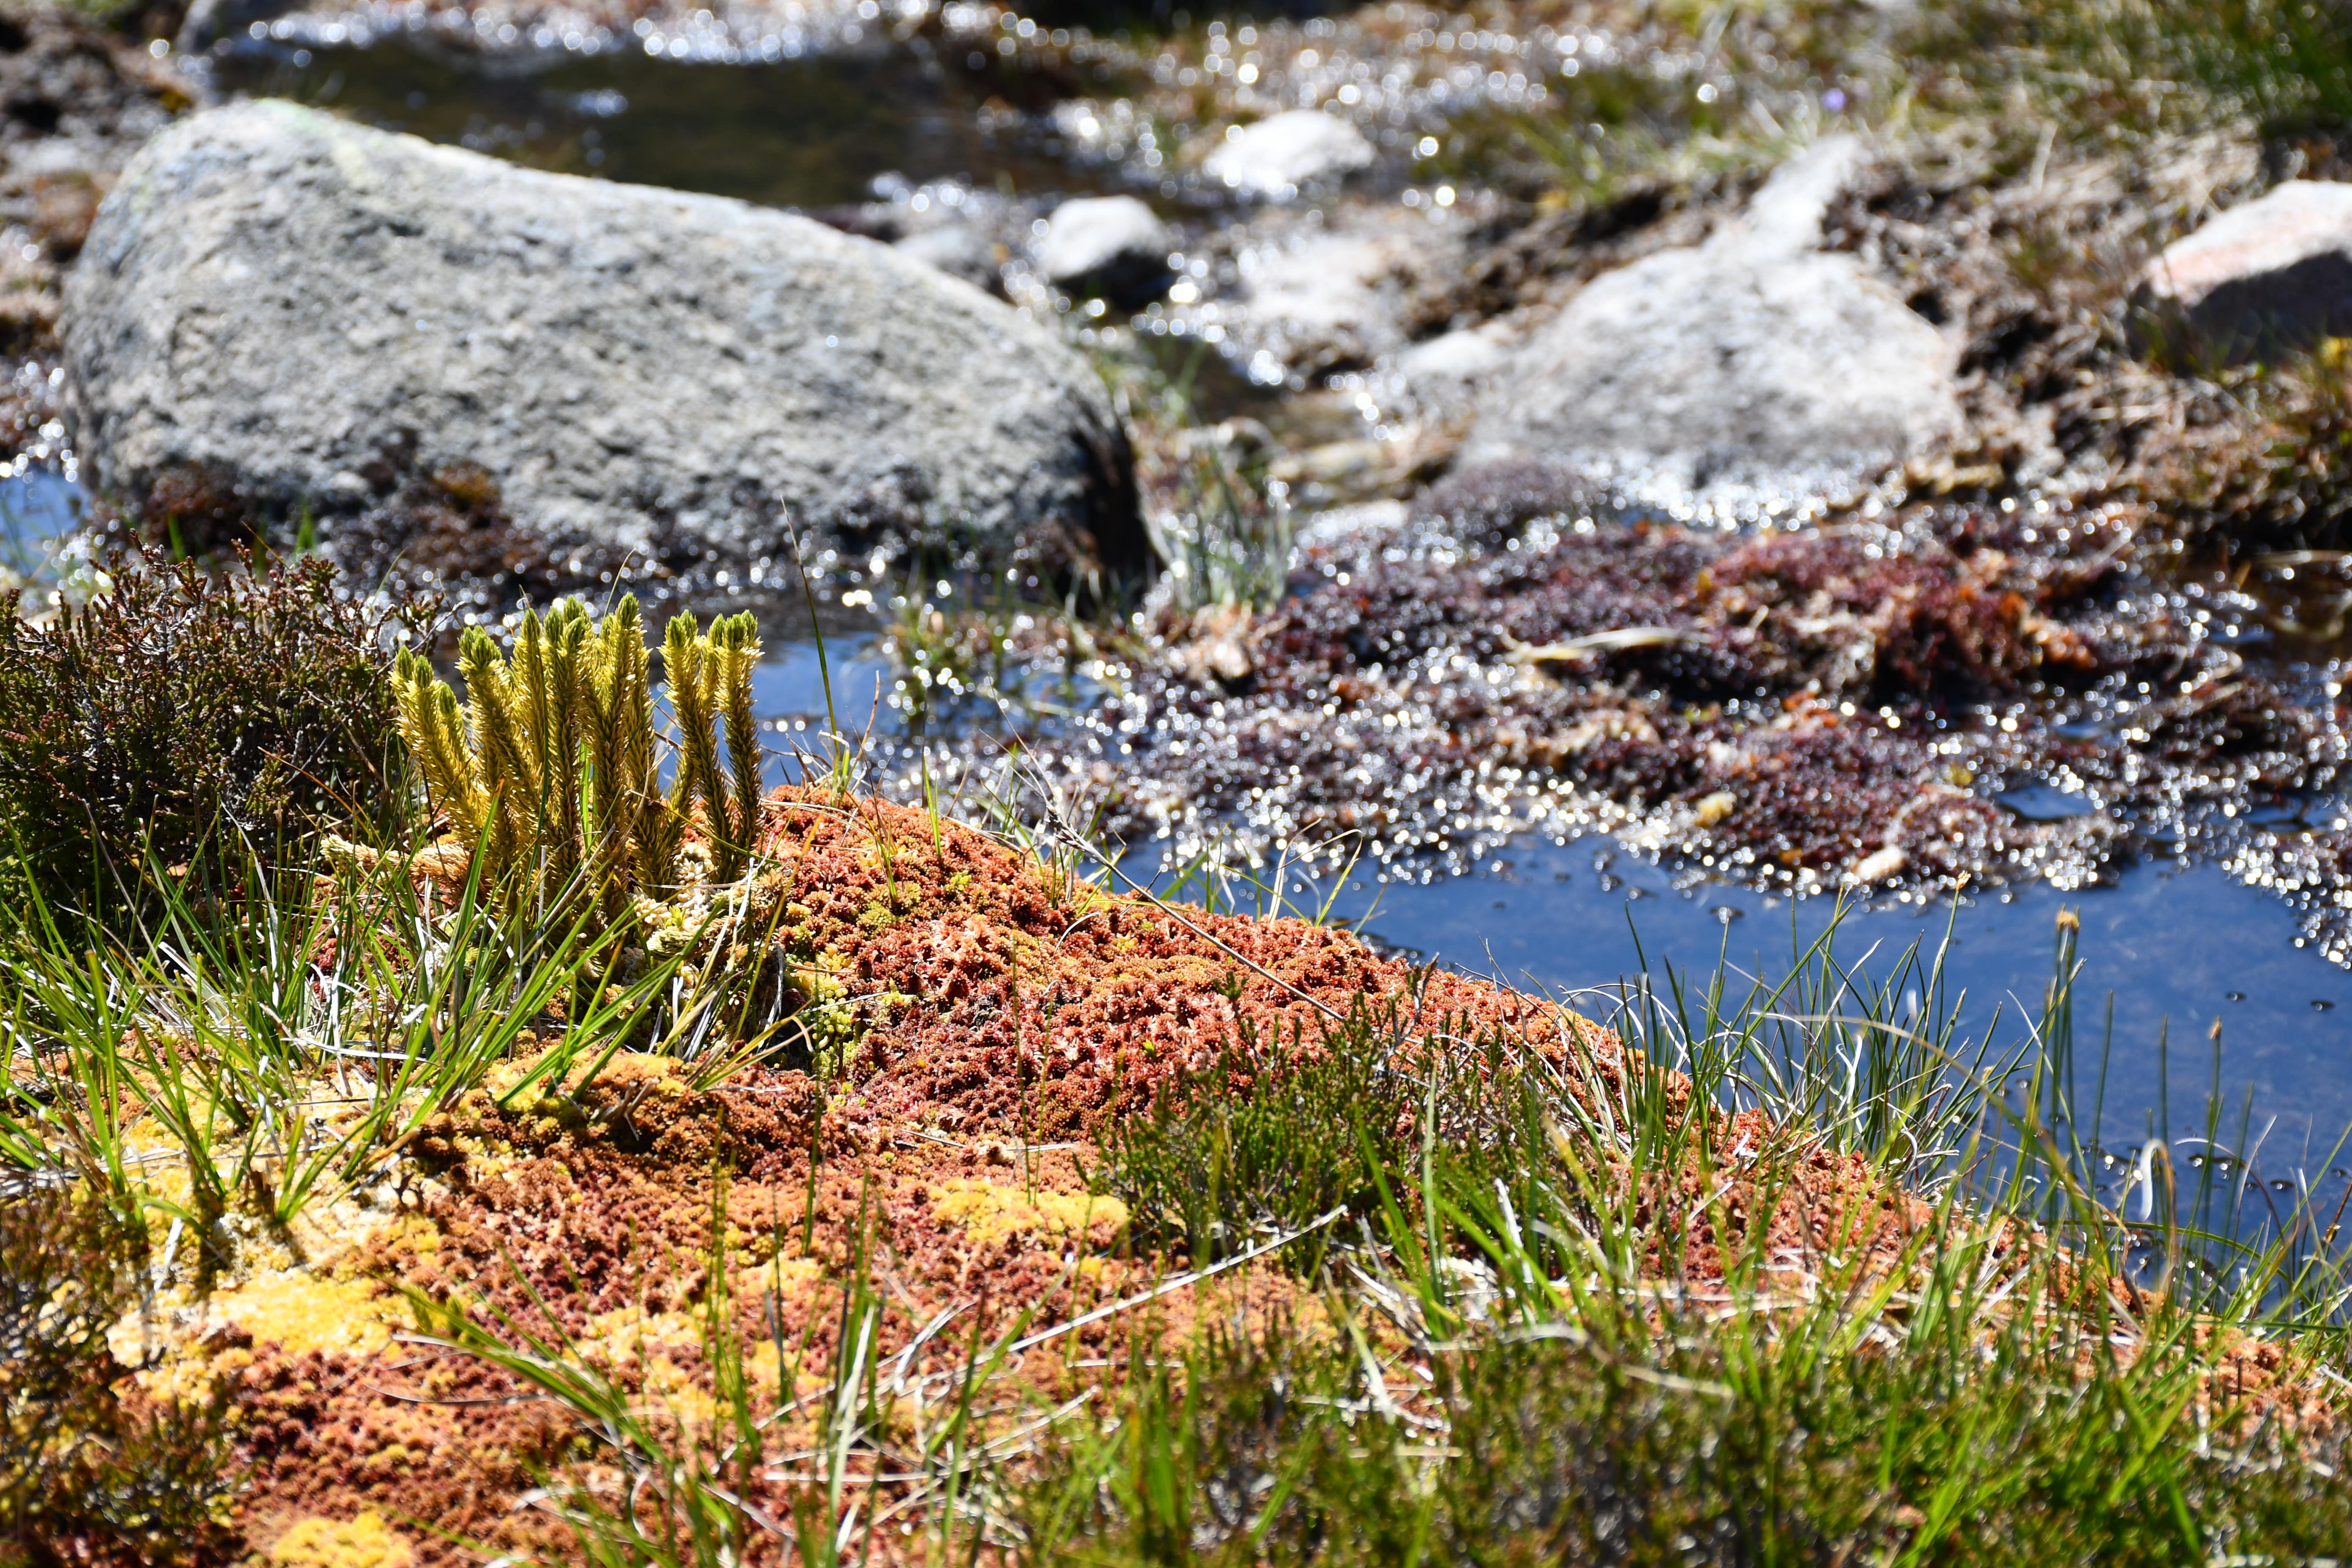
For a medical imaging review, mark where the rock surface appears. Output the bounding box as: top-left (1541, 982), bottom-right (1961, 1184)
top-left (1465, 136), bottom-right (1961, 512)
top-left (1037, 194), bottom-right (1170, 305)
top-left (64, 100), bottom-right (1141, 577)
top-left (891, 221), bottom-right (1006, 296)
top-left (2137, 180), bottom-right (2352, 359)
top-left (1203, 109), bottom-right (1375, 199)
top-left (1228, 206), bottom-right (1456, 376)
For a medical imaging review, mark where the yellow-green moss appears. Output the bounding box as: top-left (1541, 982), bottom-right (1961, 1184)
top-left (931, 1179), bottom-right (1129, 1250)
top-left (265, 1510), bottom-right (416, 1568)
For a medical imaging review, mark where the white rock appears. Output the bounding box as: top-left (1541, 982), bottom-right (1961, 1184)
top-left (1397, 328), bottom-right (1511, 387)
top-left (1203, 110), bottom-right (1375, 199)
top-left (1466, 136), bottom-right (1960, 512)
top-left (2138, 179), bottom-right (2352, 358)
top-left (1037, 194), bottom-right (1170, 286)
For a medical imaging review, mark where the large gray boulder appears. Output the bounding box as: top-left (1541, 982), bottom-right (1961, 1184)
top-left (1465, 137), bottom-right (1961, 512)
top-left (2137, 180), bottom-right (2352, 361)
top-left (63, 100), bottom-right (1141, 579)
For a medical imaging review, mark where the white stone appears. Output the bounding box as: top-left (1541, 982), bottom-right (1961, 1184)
top-left (2138, 179), bottom-right (2352, 357)
top-left (1203, 110), bottom-right (1375, 199)
top-left (1037, 195), bottom-right (1169, 284)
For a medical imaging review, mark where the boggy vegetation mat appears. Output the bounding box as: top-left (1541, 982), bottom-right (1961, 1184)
top-left (10, 743), bottom-right (2352, 1561)
top-left (1073, 476), bottom-right (2335, 898)
top-left (0, 585), bottom-right (2341, 1563)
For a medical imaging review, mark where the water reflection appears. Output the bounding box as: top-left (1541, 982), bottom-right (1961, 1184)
top-left (208, 31), bottom-right (1134, 211)
top-left (0, 469), bottom-right (83, 579)
top-left (1323, 841), bottom-right (2352, 1143)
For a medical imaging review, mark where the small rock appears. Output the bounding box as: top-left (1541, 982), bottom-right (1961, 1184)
top-left (893, 222), bottom-right (1005, 296)
top-left (1692, 790), bottom-right (1737, 828)
top-left (1846, 844), bottom-right (1907, 884)
top-left (1037, 194), bottom-right (1171, 305)
top-left (2137, 180), bottom-right (2352, 360)
top-left (1466, 136), bottom-right (1962, 514)
top-left (63, 102), bottom-right (1143, 579)
top-left (1203, 110), bottom-right (1375, 199)
top-left (1397, 328), bottom-right (1511, 390)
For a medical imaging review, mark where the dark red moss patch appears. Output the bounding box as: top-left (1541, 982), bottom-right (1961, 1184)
top-left (1022, 498), bottom-right (2341, 889)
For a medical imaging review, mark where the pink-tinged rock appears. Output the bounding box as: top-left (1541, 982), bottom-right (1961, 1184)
top-left (2139, 180), bottom-right (2352, 360)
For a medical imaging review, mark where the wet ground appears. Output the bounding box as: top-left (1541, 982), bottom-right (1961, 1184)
top-left (740, 625), bottom-right (2352, 1154)
top-left (5, 3), bottom-right (2352, 1154)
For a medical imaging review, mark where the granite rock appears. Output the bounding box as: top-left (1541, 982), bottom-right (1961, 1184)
top-left (1466, 137), bottom-right (1962, 512)
top-left (63, 100), bottom-right (1142, 578)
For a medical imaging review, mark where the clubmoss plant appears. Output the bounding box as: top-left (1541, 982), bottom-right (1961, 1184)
top-left (664, 607), bottom-right (764, 883)
top-left (390, 596), bottom-right (765, 917)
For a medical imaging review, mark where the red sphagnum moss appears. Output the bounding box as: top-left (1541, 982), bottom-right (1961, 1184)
top-left (176, 792), bottom-right (2308, 1560)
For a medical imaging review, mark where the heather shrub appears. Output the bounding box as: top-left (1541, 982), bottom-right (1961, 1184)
top-left (0, 552), bottom-right (406, 923)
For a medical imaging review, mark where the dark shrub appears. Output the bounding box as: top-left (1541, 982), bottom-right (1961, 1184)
top-left (0, 1190), bottom-right (238, 1566)
top-left (0, 551), bottom-right (407, 921)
